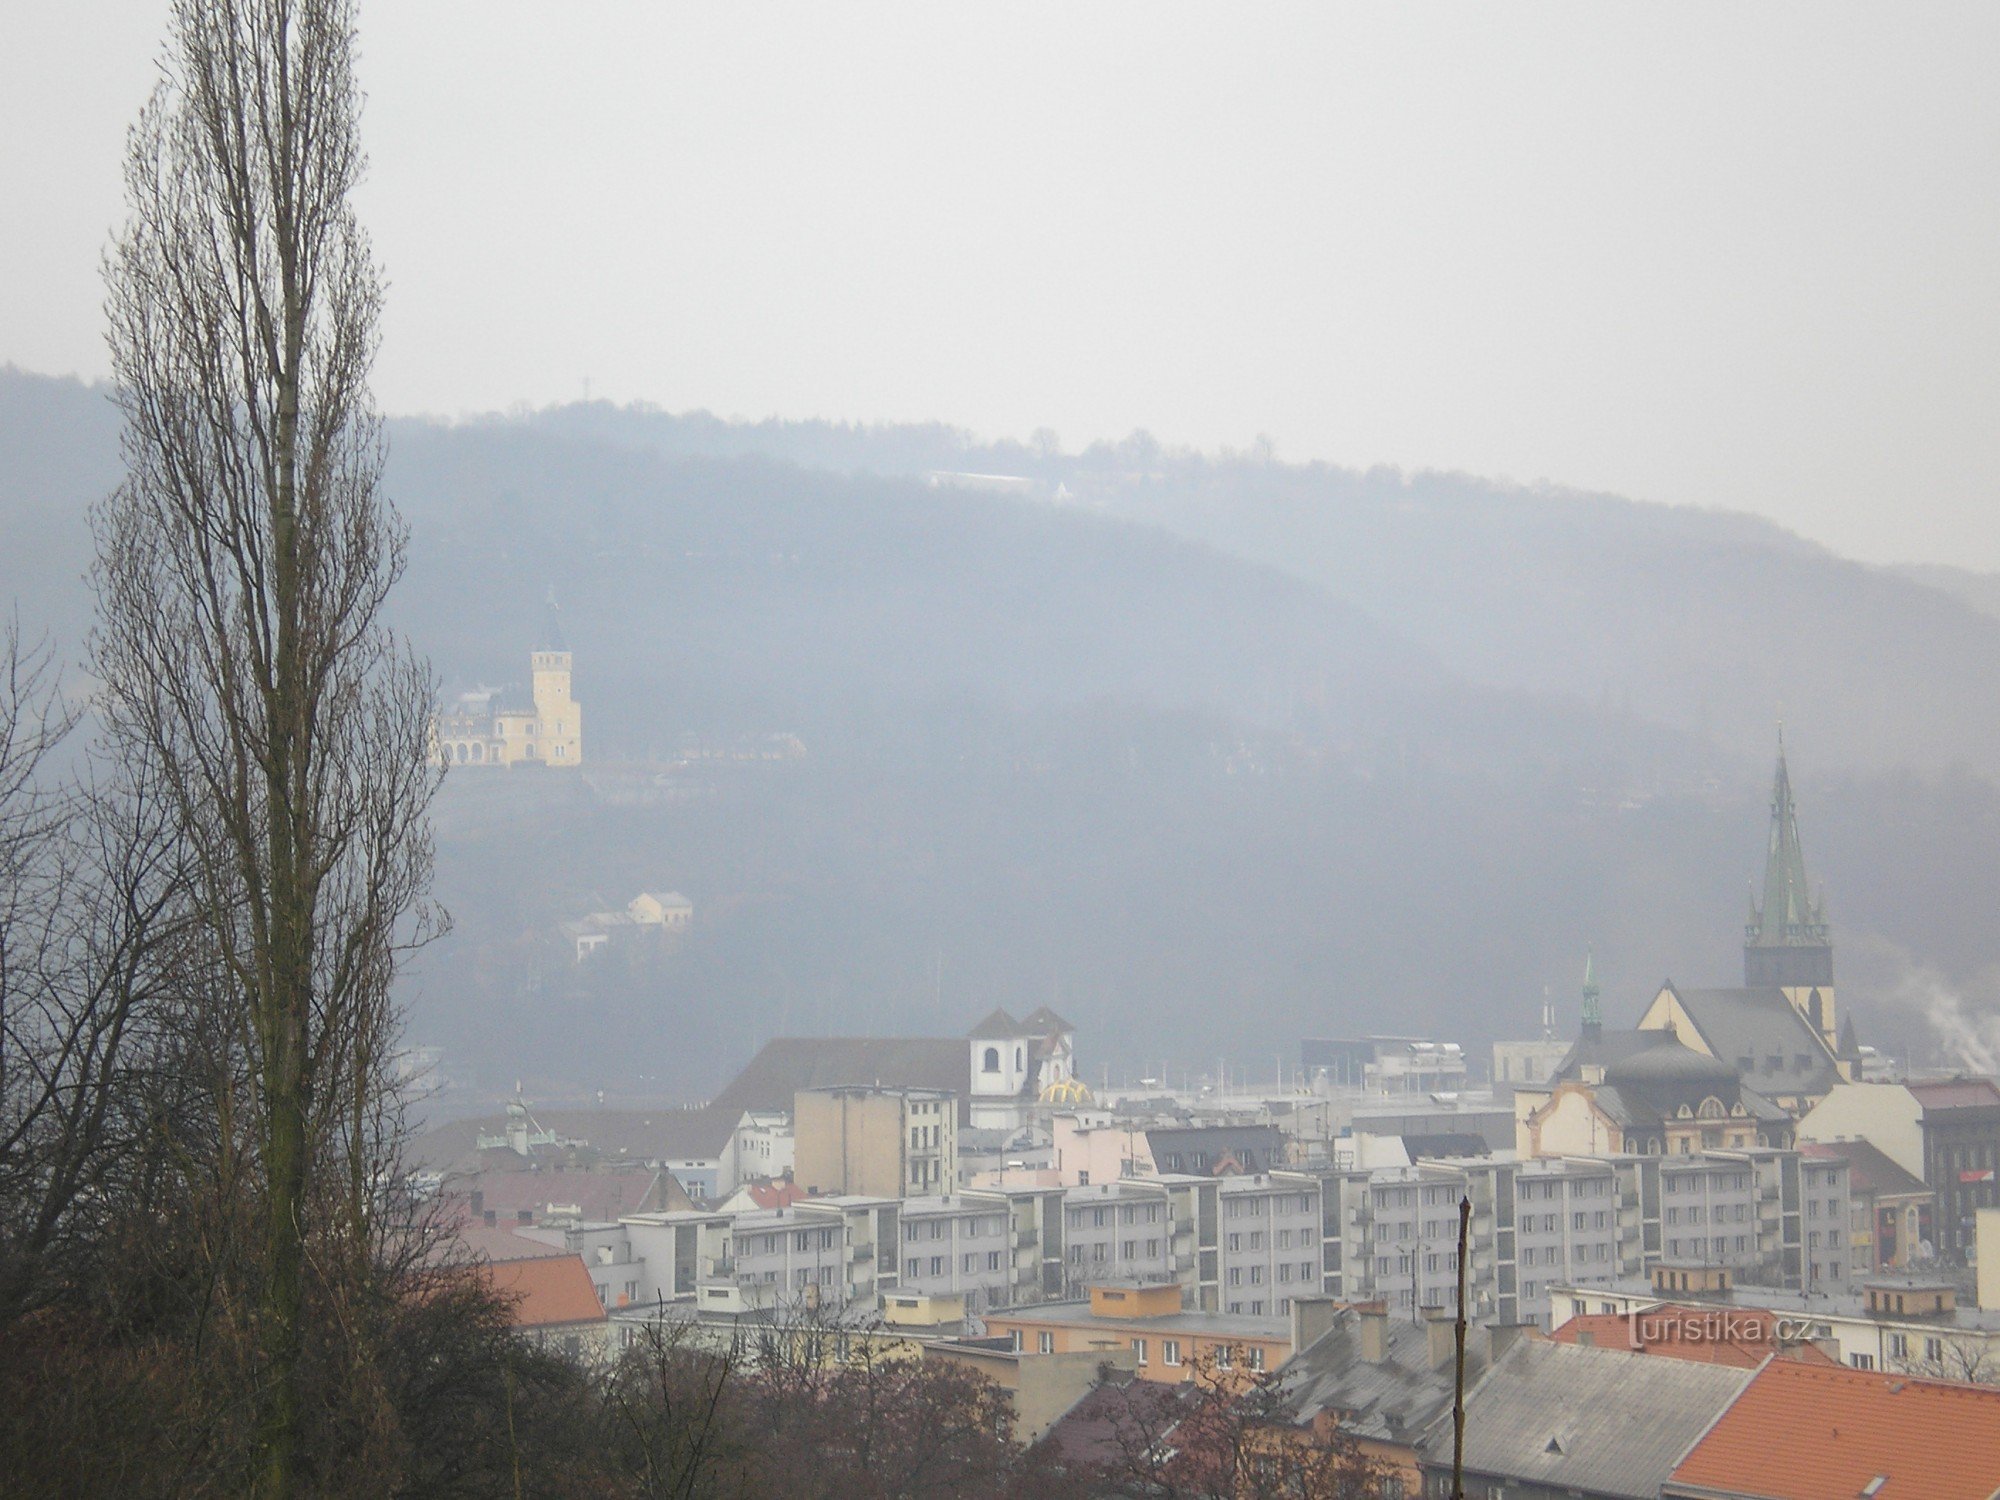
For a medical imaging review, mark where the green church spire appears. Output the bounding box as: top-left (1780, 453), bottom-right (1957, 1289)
top-left (1747, 735), bottom-right (1826, 948)
top-left (1744, 732), bottom-right (1834, 989)
top-left (1581, 948), bottom-right (1602, 1039)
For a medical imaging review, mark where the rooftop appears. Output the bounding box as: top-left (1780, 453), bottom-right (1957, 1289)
top-left (1667, 1358), bottom-right (2000, 1499)
top-left (481, 1254), bottom-right (608, 1329)
top-left (1436, 1339), bottom-right (1752, 1500)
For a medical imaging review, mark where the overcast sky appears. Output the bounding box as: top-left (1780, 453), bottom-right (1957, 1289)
top-left (8, 4), bottom-right (2000, 568)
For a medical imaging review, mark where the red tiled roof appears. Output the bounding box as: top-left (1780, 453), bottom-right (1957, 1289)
top-left (1667, 1358), bottom-right (2000, 1499)
top-left (743, 1178), bottom-right (810, 1210)
top-left (480, 1254), bottom-right (609, 1329)
top-left (1908, 1077), bottom-right (2000, 1112)
top-left (1550, 1308), bottom-right (1835, 1369)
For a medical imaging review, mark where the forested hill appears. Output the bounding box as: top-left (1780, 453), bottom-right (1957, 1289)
top-left (5, 367), bottom-right (1999, 1098)
top-left (511, 396), bottom-right (2000, 781)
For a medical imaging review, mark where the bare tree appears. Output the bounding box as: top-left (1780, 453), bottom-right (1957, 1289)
top-left (0, 625), bottom-right (197, 1323)
top-left (96, 1), bottom-right (441, 1492)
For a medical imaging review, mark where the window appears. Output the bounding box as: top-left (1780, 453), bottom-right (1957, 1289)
top-left (1248, 1347), bottom-right (1265, 1371)
top-left (982, 1047), bottom-right (1000, 1073)
top-left (906, 1259), bottom-right (919, 1279)
top-left (1038, 1332), bottom-right (1055, 1354)
top-left (1132, 1338), bottom-right (1147, 1364)
top-left (1851, 1353), bottom-right (1874, 1370)
top-left (987, 1251), bottom-right (1001, 1272)
top-left (929, 1256), bottom-right (943, 1276)
top-left (1214, 1346), bottom-right (1233, 1371)
top-left (1163, 1340), bottom-right (1181, 1367)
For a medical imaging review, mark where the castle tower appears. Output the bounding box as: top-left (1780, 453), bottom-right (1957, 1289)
top-left (530, 589), bottom-right (583, 766)
top-left (1744, 734), bottom-right (1834, 1048)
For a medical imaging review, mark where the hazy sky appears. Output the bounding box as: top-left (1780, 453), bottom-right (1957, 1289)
top-left (8, 4), bottom-right (2000, 567)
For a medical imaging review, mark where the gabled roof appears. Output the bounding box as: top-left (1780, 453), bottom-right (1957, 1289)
top-left (1021, 1005), bottom-right (1075, 1036)
top-left (968, 1008), bottom-right (1023, 1040)
top-left (1275, 1310), bottom-right (1475, 1443)
top-left (1432, 1338), bottom-right (1752, 1500)
top-left (1661, 985), bottom-right (1840, 1098)
top-left (1666, 1359), bottom-right (2000, 1499)
top-left (481, 1254), bottom-right (607, 1329)
top-left (1797, 1140), bottom-right (1928, 1199)
top-left (710, 1037), bottom-right (972, 1122)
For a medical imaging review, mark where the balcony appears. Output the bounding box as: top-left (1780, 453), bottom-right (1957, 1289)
top-left (851, 1243), bottom-right (874, 1262)
top-left (1015, 1227), bottom-right (1038, 1249)
top-left (706, 1256), bottom-right (735, 1277)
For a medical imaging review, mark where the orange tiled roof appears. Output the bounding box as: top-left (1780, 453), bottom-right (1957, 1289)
top-left (480, 1254), bottom-right (608, 1329)
top-left (1550, 1307), bottom-right (1836, 1369)
top-left (744, 1179), bottom-right (810, 1210)
top-left (1667, 1358), bottom-right (2000, 1499)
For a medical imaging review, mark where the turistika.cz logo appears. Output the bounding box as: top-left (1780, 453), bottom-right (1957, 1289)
top-left (1622, 1309), bottom-right (1814, 1346)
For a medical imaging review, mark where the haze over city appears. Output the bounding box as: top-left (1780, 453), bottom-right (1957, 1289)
top-left (6, 5), bottom-right (2000, 1497)
top-left (10, 3), bottom-right (2000, 567)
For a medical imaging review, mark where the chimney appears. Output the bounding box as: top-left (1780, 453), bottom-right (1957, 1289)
top-left (1422, 1305), bottom-right (1456, 1371)
top-left (1487, 1321), bottom-right (1537, 1362)
top-left (1291, 1295), bottom-right (1342, 1356)
top-left (1358, 1302), bottom-right (1390, 1364)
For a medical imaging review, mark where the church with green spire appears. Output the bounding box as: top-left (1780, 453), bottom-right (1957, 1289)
top-left (1743, 734), bottom-right (1833, 993)
top-left (1634, 735), bottom-right (1855, 1107)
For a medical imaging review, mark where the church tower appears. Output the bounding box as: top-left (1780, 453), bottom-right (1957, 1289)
top-left (530, 589), bottom-right (583, 767)
top-left (1744, 734), bottom-right (1834, 1048)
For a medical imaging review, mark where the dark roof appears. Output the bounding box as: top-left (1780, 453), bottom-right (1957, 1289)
top-left (1799, 1139), bottom-right (1929, 1199)
top-left (1665, 986), bottom-right (1840, 1097)
top-left (1554, 1028), bottom-right (1679, 1083)
top-left (1037, 1373), bottom-right (1191, 1468)
top-left (968, 1008), bottom-right (1023, 1040)
top-left (1022, 1005), bottom-right (1075, 1035)
top-left (411, 1106), bottom-right (740, 1172)
top-left (1427, 1339), bottom-right (1752, 1500)
top-left (710, 1037), bottom-right (972, 1122)
top-left (1909, 1077), bottom-right (2000, 1113)
top-left (1603, 1040), bottom-right (1737, 1089)
top-left (1275, 1310), bottom-right (1475, 1443)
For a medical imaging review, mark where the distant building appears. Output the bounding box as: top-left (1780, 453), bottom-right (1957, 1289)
top-left (983, 1282), bottom-right (1294, 1386)
top-left (1798, 1138), bottom-right (1934, 1274)
top-left (794, 1085), bottom-right (958, 1198)
top-left (1302, 1036), bottom-right (1467, 1095)
top-left (433, 592), bottom-right (583, 768)
top-left (562, 889), bottom-right (693, 962)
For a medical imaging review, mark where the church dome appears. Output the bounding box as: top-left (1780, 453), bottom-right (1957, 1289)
top-left (1602, 1041), bottom-right (1736, 1089)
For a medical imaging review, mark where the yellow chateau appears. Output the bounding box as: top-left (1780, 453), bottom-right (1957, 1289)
top-left (434, 595), bottom-right (584, 768)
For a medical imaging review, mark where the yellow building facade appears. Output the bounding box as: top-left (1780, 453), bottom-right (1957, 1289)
top-left (435, 605), bottom-right (584, 769)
